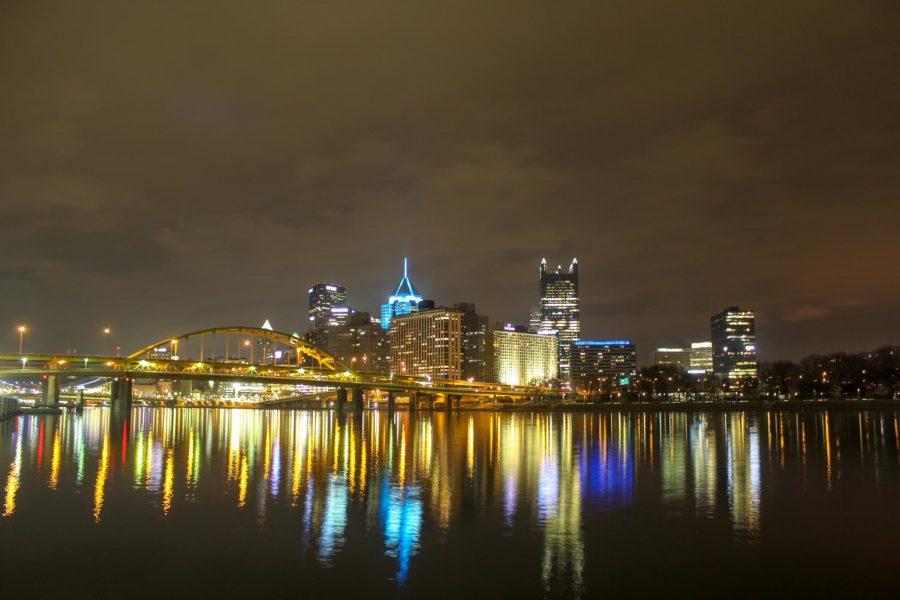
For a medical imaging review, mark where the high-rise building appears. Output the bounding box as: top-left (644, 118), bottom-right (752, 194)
top-left (307, 282), bottom-right (349, 346)
top-left (689, 341), bottom-right (714, 375)
top-left (528, 307), bottom-right (541, 334)
top-left (454, 303), bottom-right (492, 382)
top-left (324, 312), bottom-right (389, 374)
top-left (390, 308), bottom-right (463, 379)
top-left (492, 325), bottom-right (558, 386)
top-left (710, 307), bottom-right (758, 383)
top-left (654, 347), bottom-right (691, 370)
top-left (380, 258), bottom-right (424, 330)
top-left (570, 340), bottom-right (637, 385)
top-left (539, 258), bottom-right (580, 378)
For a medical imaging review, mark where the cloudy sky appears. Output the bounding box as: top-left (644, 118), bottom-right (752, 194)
top-left (1, 1), bottom-right (898, 361)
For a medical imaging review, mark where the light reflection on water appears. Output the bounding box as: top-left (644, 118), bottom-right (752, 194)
top-left (0, 408), bottom-right (898, 596)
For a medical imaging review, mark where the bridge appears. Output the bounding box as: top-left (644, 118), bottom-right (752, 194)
top-left (0, 325), bottom-right (554, 411)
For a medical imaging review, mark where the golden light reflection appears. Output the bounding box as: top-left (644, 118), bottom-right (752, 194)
top-left (162, 448), bottom-right (174, 515)
top-left (2, 431), bottom-right (23, 517)
top-left (49, 429), bottom-right (61, 489)
top-left (93, 432), bottom-right (110, 523)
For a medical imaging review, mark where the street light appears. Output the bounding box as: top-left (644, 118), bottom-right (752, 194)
top-left (102, 327), bottom-right (112, 355)
top-left (17, 325), bottom-right (27, 354)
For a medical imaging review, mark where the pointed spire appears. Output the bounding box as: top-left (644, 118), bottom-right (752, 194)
top-left (261, 319), bottom-right (273, 331)
top-left (392, 257), bottom-right (421, 298)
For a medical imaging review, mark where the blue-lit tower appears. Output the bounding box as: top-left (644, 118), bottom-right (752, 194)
top-left (380, 258), bottom-right (424, 330)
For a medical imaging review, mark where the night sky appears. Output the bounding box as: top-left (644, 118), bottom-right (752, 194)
top-left (1, 1), bottom-right (898, 362)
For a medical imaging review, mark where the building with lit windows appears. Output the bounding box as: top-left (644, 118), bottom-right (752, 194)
top-left (570, 340), bottom-right (637, 386)
top-left (539, 258), bottom-right (580, 378)
top-left (528, 307), bottom-right (541, 333)
top-left (710, 307), bottom-right (758, 383)
top-left (454, 303), bottom-right (492, 381)
top-left (390, 308), bottom-right (462, 379)
top-left (689, 341), bottom-right (714, 374)
top-left (307, 282), bottom-right (350, 346)
top-left (324, 312), bottom-right (389, 374)
top-left (654, 347), bottom-right (691, 370)
top-left (492, 325), bottom-right (558, 386)
top-left (380, 258), bottom-right (424, 330)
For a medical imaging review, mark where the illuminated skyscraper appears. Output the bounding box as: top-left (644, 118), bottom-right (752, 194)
top-left (711, 307), bottom-right (758, 385)
top-left (539, 258), bottom-right (580, 378)
top-left (390, 308), bottom-right (462, 379)
top-left (380, 258), bottom-right (424, 330)
top-left (492, 325), bottom-right (558, 386)
top-left (308, 282), bottom-right (350, 346)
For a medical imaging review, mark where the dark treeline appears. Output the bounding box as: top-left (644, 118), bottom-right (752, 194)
top-left (575, 346), bottom-right (899, 401)
top-left (757, 345), bottom-right (898, 400)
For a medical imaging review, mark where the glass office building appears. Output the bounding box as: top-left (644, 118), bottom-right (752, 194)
top-left (539, 258), bottom-right (580, 379)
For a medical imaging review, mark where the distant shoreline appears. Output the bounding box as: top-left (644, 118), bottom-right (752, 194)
top-left (493, 399), bottom-right (900, 412)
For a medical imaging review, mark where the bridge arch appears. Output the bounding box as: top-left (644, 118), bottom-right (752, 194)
top-left (127, 326), bottom-right (351, 372)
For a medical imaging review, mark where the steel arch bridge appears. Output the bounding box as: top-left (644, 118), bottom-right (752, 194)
top-left (0, 325), bottom-right (555, 408)
top-left (127, 325), bottom-right (350, 371)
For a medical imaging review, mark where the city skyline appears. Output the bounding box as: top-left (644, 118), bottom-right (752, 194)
top-left (1, 1), bottom-right (897, 362)
top-left (2, 253), bottom-right (894, 365)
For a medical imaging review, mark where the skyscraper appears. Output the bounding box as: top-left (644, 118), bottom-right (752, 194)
top-left (307, 282), bottom-right (349, 346)
top-left (710, 307), bottom-right (758, 385)
top-left (454, 302), bottom-right (492, 382)
top-left (380, 258), bottom-right (424, 330)
top-left (390, 308), bottom-right (463, 379)
top-left (539, 258), bottom-right (580, 379)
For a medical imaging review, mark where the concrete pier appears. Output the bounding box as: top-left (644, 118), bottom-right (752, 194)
top-left (41, 375), bottom-right (60, 407)
top-left (110, 377), bottom-right (133, 409)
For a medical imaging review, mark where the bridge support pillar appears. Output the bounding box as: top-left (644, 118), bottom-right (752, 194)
top-left (444, 393), bottom-right (452, 412)
top-left (410, 392), bottom-right (419, 412)
top-left (427, 395), bottom-right (435, 411)
top-left (76, 388), bottom-right (85, 412)
top-left (386, 391), bottom-right (395, 412)
top-left (336, 387), bottom-right (348, 413)
top-left (41, 375), bottom-right (60, 407)
top-left (352, 386), bottom-right (364, 411)
top-left (110, 377), bottom-right (132, 410)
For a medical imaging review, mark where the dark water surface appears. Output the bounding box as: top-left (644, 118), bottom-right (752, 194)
top-left (0, 408), bottom-right (898, 597)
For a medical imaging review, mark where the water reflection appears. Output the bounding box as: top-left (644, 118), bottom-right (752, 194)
top-left (0, 408), bottom-right (898, 594)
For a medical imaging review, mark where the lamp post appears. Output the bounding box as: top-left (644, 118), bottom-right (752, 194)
top-left (17, 325), bottom-right (26, 354)
top-left (102, 327), bottom-right (112, 355)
